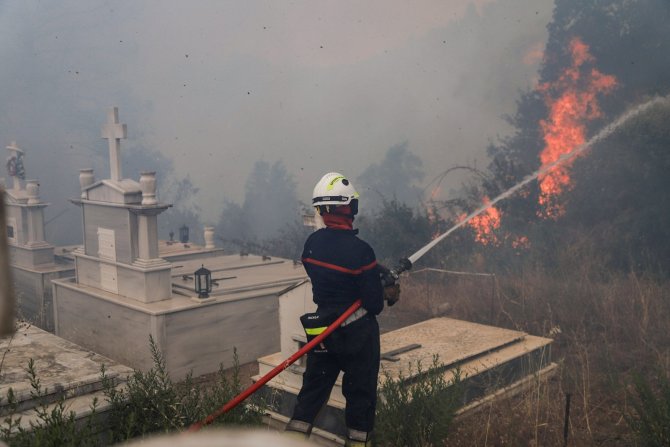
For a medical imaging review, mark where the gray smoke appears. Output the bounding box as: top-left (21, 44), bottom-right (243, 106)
top-left (0, 0), bottom-right (553, 244)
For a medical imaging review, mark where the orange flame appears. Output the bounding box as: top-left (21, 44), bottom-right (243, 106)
top-left (512, 235), bottom-right (530, 250)
top-left (464, 38), bottom-right (615, 247)
top-left (537, 38), bottom-right (617, 217)
top-left (466, 197), bottom-right (501, 246)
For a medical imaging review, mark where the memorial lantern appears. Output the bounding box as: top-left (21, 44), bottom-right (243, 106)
top-left (194, 264), bottom-right (212, 298)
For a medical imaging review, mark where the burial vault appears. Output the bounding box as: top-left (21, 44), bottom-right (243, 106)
top-left (2, 141), bottom-right (75, 331)
top-left (51, 107), bottom-right (308, 379)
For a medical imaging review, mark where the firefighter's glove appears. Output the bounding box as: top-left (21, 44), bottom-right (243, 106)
top-left (378, 264), bottom-right (395, 287)
top-left (384, 283), bottom-right (401, 306)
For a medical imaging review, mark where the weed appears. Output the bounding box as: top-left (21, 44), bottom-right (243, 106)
top-left (1, 359), bottom-right (97, 446)
top-left (627, 370), bottom-right (670, 446)
top-left (2, 337), bottom-right (264, 445)
top-left (101, 336), bottom-right (263, 442)
top-left (374, 356), bottom-right (462, 447)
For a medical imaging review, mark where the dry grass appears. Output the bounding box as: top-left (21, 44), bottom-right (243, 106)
top-left (394, 261), bottom-right (670, 446)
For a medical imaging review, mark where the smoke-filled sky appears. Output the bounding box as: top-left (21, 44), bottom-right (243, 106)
top-left (0, 0), bottom-right (553, 228)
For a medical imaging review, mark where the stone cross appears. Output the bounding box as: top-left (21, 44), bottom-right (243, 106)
top-left (101, 107), bottom-right (127, 182)
top-left (6, 141), bottom-right (24, 192)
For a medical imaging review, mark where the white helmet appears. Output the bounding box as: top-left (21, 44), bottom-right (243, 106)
top-left (312, 172), bottom-right (359, 214)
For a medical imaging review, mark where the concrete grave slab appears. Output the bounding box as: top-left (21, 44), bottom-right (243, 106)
top-left (0, 325), bottom-right (132, 431)
top-left (256, 317), bottom-right (554, 444)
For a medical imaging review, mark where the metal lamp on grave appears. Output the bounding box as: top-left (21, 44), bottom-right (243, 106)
top-left (194, 264), bottom-right (212, 298)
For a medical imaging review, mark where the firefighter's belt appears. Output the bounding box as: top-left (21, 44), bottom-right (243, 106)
top-left (341, 307), bottom-right (368, 326)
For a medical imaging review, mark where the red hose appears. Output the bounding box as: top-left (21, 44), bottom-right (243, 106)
top-left (187, 299), bottom-right (363, 432)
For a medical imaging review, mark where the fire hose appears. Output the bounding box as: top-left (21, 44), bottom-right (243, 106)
top-left (187, 298), bottom-right (363, 432)
top-left (186, 258), bottom-right (412, 432)
top-left (186, 214), bottom-right (489, 431)
top-left (186, 200), bottom-right (502, 431)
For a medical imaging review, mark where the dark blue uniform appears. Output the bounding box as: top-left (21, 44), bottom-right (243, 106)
top-left (291, 226), bottom-right (384, 434)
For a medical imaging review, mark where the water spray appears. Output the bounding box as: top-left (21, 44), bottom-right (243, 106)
top-left (407, 96), bottom-right (668, 266)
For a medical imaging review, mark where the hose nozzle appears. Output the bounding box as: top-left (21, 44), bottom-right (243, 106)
top-left (380, 258), bottom-right (412, 287)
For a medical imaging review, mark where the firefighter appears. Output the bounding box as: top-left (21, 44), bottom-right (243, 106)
top-left (285, 172), bottom-right (399, 447)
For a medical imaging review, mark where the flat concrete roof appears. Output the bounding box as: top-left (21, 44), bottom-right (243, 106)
top-left (53, 253), bottom-right (308, 315)
top-left (54, 241), bottom-right (216, 261)
top-left (158, 240), bottom-right (214, 257)
top-left (171, 253), bottom-right (307, 300)
top-left (376, 317), bottom-right (526, 380)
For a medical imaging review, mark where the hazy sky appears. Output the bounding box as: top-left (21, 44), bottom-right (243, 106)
top-left (0, 0), bottom-right (553, 226)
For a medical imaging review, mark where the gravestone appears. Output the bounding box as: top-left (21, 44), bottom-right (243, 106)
top-left (52, 108), bottom-right (308, 379)
top-left (2, 142), bottom-right (74, 331)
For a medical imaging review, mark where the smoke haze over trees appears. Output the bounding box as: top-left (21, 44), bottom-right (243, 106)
top-left (356, 142), bottom-right (425, 212)
top-left (249, 0), bottom-right (670, 272)
top-left (0, 0), bottom-right (553, 245)
top-left (1, 0), bottom-right (668, 269)
top-left (216, 160), bottom-right (302, 251)
top-left (2, 1), bottom-right (670, 443)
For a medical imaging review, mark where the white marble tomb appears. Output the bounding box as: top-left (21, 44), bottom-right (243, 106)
top-left (51, 107), bottom-right (308, 379)
top-left (2, 141), bottom-right (75, 331)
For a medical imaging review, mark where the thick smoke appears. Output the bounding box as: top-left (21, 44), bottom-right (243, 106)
top-left (0, 0), bottom-right (553, 244)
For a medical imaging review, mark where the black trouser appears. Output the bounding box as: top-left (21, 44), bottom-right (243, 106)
top-left (291, 314), bottom-right (380, 433)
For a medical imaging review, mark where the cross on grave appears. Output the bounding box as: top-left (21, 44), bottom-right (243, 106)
top-left (6, 141), bottom-right (25, 192)
top-left (101, 107), bottom-right (127, 182)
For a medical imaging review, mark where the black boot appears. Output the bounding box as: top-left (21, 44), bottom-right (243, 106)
top-left (345, 428), bottom-right (372, 446)
top-left (284, 419), bottom-right (312, 440)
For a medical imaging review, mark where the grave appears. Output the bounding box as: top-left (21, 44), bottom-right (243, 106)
top-left (0, 324), bottom-right (132, 435)
top-left (51, 108), bottom-right (308, 379)
top-left (255, 280), bottom-right (556, 445)
top-left (2, 142), bottom-right (75, 332)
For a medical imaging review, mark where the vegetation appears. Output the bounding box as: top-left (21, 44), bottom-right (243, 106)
top-left (356, 142), bottom-right (426, 210)
top-left (1, 339), bottom-right (263, 446)
top-left (375, 358), bottom-right (462, 447)
top-left (1, 359), bottom-right (98, 447)
top-left (101, 337), bottom-right (263, 443)
top-left (628, 371), bottom-right (670, 446)
top-left (389, 250), bottom-right (670, 446)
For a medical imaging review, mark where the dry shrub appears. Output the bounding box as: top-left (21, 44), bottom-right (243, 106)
top-left (447, 370), bottom-right (564, 446)
top-left (395, 250), bottom-right (670, 446)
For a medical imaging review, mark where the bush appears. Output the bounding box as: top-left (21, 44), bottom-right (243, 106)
top-left (2, 338), bottom-right (264, 446)
top-left (102, 336), bottom-right (264, 443)
top-left (374, 357), bottom-right (462, 447)
top-left (627, 370), bottom-right (670, 446)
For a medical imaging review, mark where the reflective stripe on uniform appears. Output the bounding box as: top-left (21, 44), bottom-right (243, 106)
top-left (302, 257), bottom-right (377, 275)
top-left (304, 326), bottom-right (328, 336)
